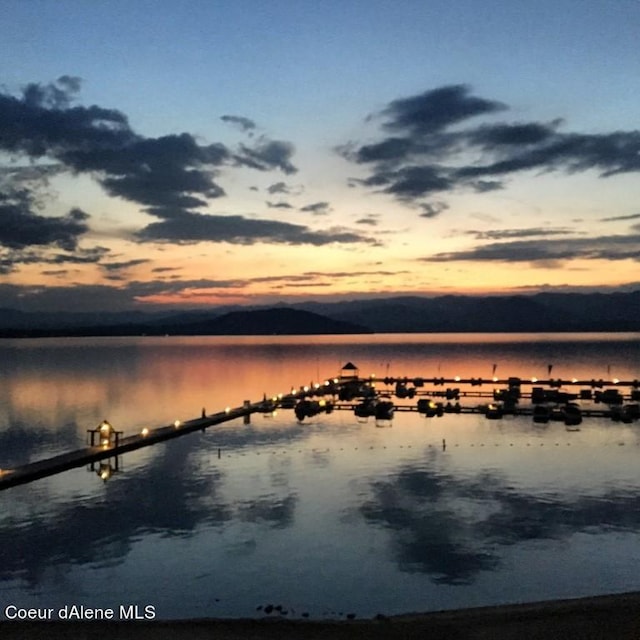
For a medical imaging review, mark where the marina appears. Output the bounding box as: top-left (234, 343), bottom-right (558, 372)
top-left (1, 360), bottom-right (638, 491)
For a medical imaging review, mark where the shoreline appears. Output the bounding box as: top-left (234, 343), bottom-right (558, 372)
top-left (2, 591), bottom-right (640, 639)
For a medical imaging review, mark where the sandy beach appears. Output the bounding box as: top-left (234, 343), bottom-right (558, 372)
top-left (2, 591), bottom-right (639, 639)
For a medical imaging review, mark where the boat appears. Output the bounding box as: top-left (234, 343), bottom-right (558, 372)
top-left (374, 397), bottom-right (394, 421)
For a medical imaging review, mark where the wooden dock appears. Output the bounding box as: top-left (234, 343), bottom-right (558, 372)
top-left (0, 401), bottom-right (262, 491)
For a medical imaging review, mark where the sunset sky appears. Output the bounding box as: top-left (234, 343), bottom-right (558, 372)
top-left (1, 0), bottom-right (639, 312)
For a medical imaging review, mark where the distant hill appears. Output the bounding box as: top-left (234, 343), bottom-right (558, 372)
top-left (1, 291), bottom-right (639, 337)
top-left (161, 308), bottom-right (370, 335)
top-left (0, 307), bottom-right (370, 337)
top-left (295, 292), bottom-right (640, 333)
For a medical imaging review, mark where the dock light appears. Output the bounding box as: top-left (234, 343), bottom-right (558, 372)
top-left (572, 378), bottom-right (578, 384)
top-left (613, 378), bottom-right (620, 384)
top-left (531, 377), bottom-right (538, 383)
top-left (174, 420), bottom-right (181, 428)
top-left (291, 389), bottom-right (298, 395)
top-left (454, 376), bottom-right (461, 382)
top-left (324, 380), bottom-right (330, 386)
top-left (141, 427), bottom-right (149, 436)
top-left (492, 376), bottom-right (498, 382)
top-left (313, 383), bottom-right (321, 389)
top-left (303, 386), bottom-right (309, 392)
top-left (225, 406), bottom-right (231, 413)
top-left (278, 393), bottom-right (283, 399)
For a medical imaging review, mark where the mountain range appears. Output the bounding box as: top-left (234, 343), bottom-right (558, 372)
top-left (1, 291), bottom-right (639, 337)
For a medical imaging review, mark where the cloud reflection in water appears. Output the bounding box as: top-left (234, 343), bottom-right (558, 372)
top-left (360, 448), bottom-right (640, 585)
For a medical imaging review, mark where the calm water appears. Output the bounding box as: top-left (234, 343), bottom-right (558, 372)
top-left (1, 333), bottom-right (640, 620)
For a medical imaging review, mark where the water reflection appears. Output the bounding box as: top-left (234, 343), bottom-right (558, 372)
top-left (1, 334), bottom-right (639, 617)
top-left (360, 448), bottom-right (640, 585)
top-left (0, 421), bottom-right (79, 467)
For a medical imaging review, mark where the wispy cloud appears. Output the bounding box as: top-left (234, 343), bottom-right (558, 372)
top-left (421, 234), bottom-right (640, 263)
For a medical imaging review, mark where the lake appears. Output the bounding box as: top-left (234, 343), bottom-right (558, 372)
top-left (1, 333), bottom-right (640, 620)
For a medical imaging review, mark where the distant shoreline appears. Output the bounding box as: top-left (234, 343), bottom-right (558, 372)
top-left (2, 591), bottom-right (640, 639)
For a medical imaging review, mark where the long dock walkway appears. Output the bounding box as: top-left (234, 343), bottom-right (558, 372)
top-left (0, 401), bottom-right (262, 491)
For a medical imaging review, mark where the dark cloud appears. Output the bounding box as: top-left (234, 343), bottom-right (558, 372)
top-left (422, 234), bottom-right (640, 263)
top-left (266, 201), bottom-right (293, 209)
top-left (267, 181), bottom-right (291, 194)
top-left (1, 245), bottom-right (110, 275)
top-left (0, 78), bottom-right (304, 258)
top-left (136, 210), bottom-right (373, 246)
top-left (343, 83), bottom-right (640, 208)
top-left (300, 201), bottom-right (331, 215)
top-left (377, 84), bottom-right (506, 135)
top-left (220, 114), bottom-right (256, 132)
top-left (0, 78), bottom-right (231, 221)
top-left (236, 139), bottom-right (297, 174)
top-left (419, 201), bottom-right (448, 218)
top-left (0, 189), bottom-right (90, 250)
top-left (101, 258), bottom-right (150, 272)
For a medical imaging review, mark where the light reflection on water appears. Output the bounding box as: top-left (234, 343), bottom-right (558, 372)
top-left (0, 334), bottom-right (639, 619)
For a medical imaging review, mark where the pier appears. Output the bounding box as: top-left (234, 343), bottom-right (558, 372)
top-left (1, 365), bottom-right (638, 492)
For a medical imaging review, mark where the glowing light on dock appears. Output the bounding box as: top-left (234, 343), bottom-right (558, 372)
top-left (454, 376), bottom-right (461, 382)
top-left (225, 406), bottom-right (231, 413)
top-left (572, 378), bottom-right (578, 383)
top-left (492, 376), bottom-right (498, 382)
top-left (613, 378), bottom-right (620, 384)
top-left (531, 377), bottom-right (538, 383)
top-left (141, 428), bottom-right (149, 436)
top-left (174, 420), bottom-right (181, 428)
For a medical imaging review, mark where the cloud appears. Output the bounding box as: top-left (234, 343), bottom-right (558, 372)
top-left (600, 213), bottom-right (640, 222)
top-left (300, 201), bottom-right (331, 215)
top-left (419, 201), bottom-right (449, 218)
top-left (377, 84), bottom-right (506, 135)
top-left (101, 258), bottom-right (150, 272)
top-left (235, 138), bottom-right (297, 174)
top-left (355, 215), bottom-right (380, 226)
top-left (0, 78), bottom-right (231, 219)
top-left (266, 201), bottom-right (293, 209)
top-left (465, 227), bottom-right (574, 240)
top-left (267, 181), bottom-right (291, 194)
top-left (343, 83), bottom-right (640, 207)
top-left (136, 210), bottom-right (373, 246)
top-left (421, 234), bottom-right (640, 263)
top-left (220, 114), bottom-right (256, 132)
top-left (0, 189), bottom-right (90, 250)
top-left (0, 77), bottom-right (315, 265)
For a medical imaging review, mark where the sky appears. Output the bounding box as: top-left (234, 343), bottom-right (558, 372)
top-left (1, 0), bottom-right (640, 312)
